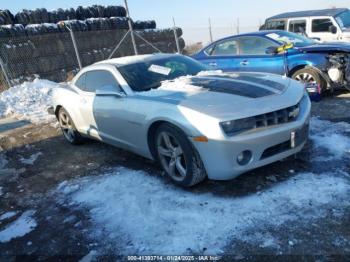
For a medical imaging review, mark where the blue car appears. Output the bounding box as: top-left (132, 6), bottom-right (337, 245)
top-left (192, 30), bottom-right (350, 97)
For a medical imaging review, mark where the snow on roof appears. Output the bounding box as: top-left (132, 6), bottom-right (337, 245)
top-left (96, 53), bottom-right (179, 66)
top-left (267, 8), bottom-right (348, 20)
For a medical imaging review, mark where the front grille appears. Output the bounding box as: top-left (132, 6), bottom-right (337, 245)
top-left (260, 124), bottom-right (309, 160)
top-left (254, 103), bottom-right (299, 128)
top-left (261, 140), bottom-right (291, 159)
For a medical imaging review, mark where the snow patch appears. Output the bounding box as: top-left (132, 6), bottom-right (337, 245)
top-left (0, 211), bottom-right (17, 221)
top-left (0, 79), bottom-right (57, 123)
top-left (20, 152), bottom-right (43, 165)
top-left (0, 210), bottom-right (37, 243)
top-left (310, 117), bottom-right (350, 160)
top-left (79, 250), bottom-right (98, 262)
top-left (58, 167), bottom-right (349, 255)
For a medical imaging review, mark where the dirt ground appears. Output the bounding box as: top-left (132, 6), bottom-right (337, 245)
top-left (0, 92), bottom-right (349, 261)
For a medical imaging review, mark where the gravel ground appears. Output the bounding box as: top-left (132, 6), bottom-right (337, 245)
top-left (0, 92), bottom-right (349, 261)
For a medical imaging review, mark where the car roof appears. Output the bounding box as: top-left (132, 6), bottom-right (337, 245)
top-left (95, 53), bottom-right (180, 66)
top-left (267, 8), bottom-right (348, 20)
top-left (209, 30), bottom-right (283, 43)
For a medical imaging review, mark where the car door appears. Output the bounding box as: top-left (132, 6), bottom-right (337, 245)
top-left (198, 37), bottom-right (242, 71)
top-left (84, 69), bottom-right (139, 150)
top-left (310, 17), bottom-right (340, 42)
top-left (235, 36), bottom-right (285, 75)
top-left (73, 68), bottom-right (133, 149)
top-left (73, 71), bottom-right (99, 137)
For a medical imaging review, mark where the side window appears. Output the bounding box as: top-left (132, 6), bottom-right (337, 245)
top-left (312, 19), bottom-right (333, 32)
top-left (75, 73), bottom-right (86, 90)
top-left (289, 20), bottom-right (307, 33)
top-left (238, 36), bottom-right (279, 55)
top-left (210, 39), bottom-right (238, 56)
top-left (265, 20), bottom-right (286, 30)
top-left (84, 70), bottom-right (121, 93)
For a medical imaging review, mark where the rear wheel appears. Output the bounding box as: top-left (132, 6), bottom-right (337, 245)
top-left (58, 107), bottom-right (84, 145)
top-left (155, 124), bottom-right (206, 187)
top-left (292, 68), bottom-right (326, 92)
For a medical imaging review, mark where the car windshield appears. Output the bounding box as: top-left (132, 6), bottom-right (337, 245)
top-left (117, 55), bottom-right (207, 92)
top-left (265, 31), bottom-right (317, 47)
top-left (335, 10), bottom-right (350, 29)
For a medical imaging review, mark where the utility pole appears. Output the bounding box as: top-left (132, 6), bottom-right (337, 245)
top-left (208, 18), bottom-right (213, 43)
top-left (124, 0), bottom-right (138, 55)
top-left (172, 17), bottom-right (181, 53)
top-left (236, 18), bottom-right (240, 35)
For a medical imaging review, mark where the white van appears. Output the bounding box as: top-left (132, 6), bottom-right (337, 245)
top-left (262, 8), bottom-right (350, 43)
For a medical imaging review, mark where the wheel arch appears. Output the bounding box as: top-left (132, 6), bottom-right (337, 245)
top-left (54, 105), bottom-right (62, 118)
top-left (288, 64), bottom-right (308, 78)
top-left (146, 120), bottom-right (192, 160)
top-left (288, 64), bottom-right (331, 88)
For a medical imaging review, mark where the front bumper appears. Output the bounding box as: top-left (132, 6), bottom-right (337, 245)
top-left (193, 94), bottom-right (311, 180)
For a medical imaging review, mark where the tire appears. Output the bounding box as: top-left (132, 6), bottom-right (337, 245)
top-left (154, 123), bottom-right (206, 187)
top-left (291, 68), bottom-right (326, 92)
top-left (58, 107), bottom-right (84, 145)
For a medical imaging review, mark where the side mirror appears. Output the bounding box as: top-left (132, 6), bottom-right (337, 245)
top-left (265, 46), bottom-right (278, 55)
top-left (329, 25), bottom-right (337, 34)
top-left (95, 85), bottom-right (125, 98)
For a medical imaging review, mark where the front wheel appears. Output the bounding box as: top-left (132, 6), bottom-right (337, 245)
top-left (155, 124), bottom-right (206, 187)
top-left (291, 68), bottom-right (326, 92)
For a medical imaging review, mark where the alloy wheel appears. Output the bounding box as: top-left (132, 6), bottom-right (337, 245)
top-left (157, 131), bottom-right (187, 181)
top-left (59, 111), bottom-right (75, 143)
top-left (294, 72), bottom-right (317, 84)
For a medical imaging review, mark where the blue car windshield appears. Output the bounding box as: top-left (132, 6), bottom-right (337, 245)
top-left (265, 31), bottom-right (316, 47)
top-left (335, 10), bottom-right (350, 29)
top-left (117, 55), bottom-right (207, 92)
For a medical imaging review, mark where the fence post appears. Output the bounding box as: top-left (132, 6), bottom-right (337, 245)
top-left (0, 56), bottom-right (11, 88)
top-left (124, 0), bottom-right (138, 55)
top-left (208, 18), bottom-right (213, 43)
top-left (64, 23), bottom-right (82, 70)
top-left (172, 17), bottom-right (181, 54)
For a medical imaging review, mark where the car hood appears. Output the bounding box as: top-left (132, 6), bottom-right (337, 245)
top-left (297, 42), bottom-right (350, 53)
top-left (134, 72), bottom-right (304, 121)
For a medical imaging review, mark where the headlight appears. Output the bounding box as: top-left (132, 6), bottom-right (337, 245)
top-left (328, 67), bottom-right (342, 82)
top-left (220, 117), bottom-right (256, 136)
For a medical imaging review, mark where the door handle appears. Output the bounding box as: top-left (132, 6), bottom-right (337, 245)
top-left (209, 62), bottom-right (217, 67)
top-left (240, 60), bottom-right (249, 66)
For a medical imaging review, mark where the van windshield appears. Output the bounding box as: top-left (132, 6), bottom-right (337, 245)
top-left (265, 31), bottom-right (317, 47)
top-left (335, 10), bottom-right (350, 29)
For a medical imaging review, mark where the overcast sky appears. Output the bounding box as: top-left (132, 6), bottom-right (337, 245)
top-left (3, 0), bottom-right (350, 43)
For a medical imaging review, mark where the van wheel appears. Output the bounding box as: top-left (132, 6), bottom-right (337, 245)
top-left (292, 68), bottom-right (326, 92)
top-left (155, 123), bottom-right (207, 187)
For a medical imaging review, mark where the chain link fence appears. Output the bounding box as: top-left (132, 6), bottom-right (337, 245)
top-left (0, 26), bottom-right (184, 91)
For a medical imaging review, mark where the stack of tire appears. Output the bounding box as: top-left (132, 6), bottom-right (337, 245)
top-left (0, 10), bottom-right (15, 25)
top-left (0, 5), bottom-right (185, 83)
top-left (13, 6), bottom-right (126, 25)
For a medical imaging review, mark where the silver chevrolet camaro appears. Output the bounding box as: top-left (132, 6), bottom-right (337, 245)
top-left (49, 54), bottom-right (311, 187)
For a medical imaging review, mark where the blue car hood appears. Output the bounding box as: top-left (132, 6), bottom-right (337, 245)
top-left (298, 42), bottom-right (350, 53)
